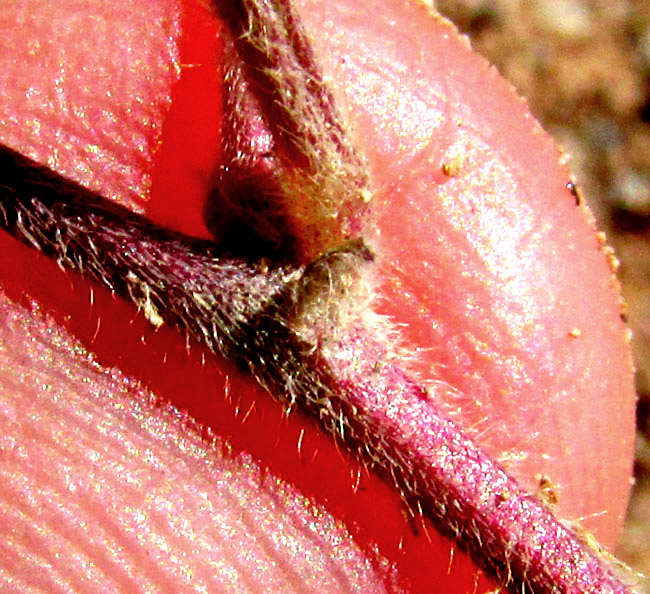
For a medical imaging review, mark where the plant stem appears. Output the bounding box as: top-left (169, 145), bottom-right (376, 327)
top-left (0, 144), bottom-right (640, 593)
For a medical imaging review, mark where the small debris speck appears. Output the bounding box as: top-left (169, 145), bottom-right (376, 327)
top-left (535, 473), bottom-right (560, 506)
top-left (442, 156), bottom-right (464, 177)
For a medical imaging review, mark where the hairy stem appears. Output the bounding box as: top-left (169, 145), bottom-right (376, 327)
top-left (213, 0), bottom-right (371, 261)
top-left (0, 144), bottom-right (639, 594)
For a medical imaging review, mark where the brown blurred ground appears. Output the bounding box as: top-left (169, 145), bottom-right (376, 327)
top-left (435, 0), bottom-right (650, 587)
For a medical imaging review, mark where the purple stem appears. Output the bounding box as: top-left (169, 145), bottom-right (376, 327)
top-left (316, 329), bottom-right (637, 593)
top-left (0, 144), bottom-right (640, 593)
top-left (213, 0), bottom-right (371, 261)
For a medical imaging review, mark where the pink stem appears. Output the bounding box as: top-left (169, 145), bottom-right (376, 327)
top-left (315, 328), bottom-right (636, 593)
top-left (0, 143), bottom-right (640, 593)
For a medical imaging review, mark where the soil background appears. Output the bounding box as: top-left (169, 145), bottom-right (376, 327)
top-left (434, 0), bottom-right (650, 588)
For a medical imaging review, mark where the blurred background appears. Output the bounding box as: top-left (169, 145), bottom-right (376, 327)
top-left (434, 0), bottom-right (650, 584)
